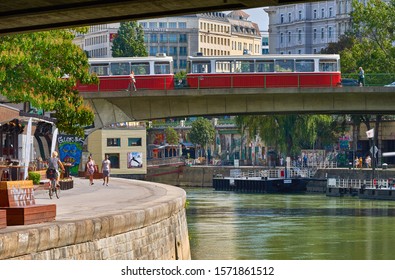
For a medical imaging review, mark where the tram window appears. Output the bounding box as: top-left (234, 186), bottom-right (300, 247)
top-left (90, 64), bottom-right (109, 76)
top-left (236, 60), bottom-right (254, 73)
top-left (154, 62), bottom-right (170, 74)
top-left (216, 61), bottom-right (231, 73)
top-left (110, 63), bottom-right (130, 75)
top-left (256, 61), bottom-right (274, 72)
top-left (192, 63), bottom-right (210, 73)
top-left (295, 60), bottom-right (314, 72)
top-left (319, 60), bottom-right (337, 71)
top-left (131, 63), bottom-right (150, 75)
top-left (275, 59), bottom-right (294, 72)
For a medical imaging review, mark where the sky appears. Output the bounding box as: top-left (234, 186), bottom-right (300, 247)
top-left (243, 7), bottom-right (269, 31)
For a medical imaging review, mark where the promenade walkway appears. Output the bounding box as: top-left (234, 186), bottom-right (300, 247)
top-left (0, 177), bottom-right (190, 260)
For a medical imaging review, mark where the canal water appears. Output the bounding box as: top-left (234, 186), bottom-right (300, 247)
top-left (185, 187), bottom-right (395, 260)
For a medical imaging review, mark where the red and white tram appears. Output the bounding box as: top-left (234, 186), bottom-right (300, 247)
top-left (186, 54), bottom-right (341, 89)
top-left (77, 55), bottom-right (174, 92)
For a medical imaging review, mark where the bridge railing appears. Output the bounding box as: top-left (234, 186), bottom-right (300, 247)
top-left (77, 73), bottom-right (395, 92)
top-left (341, 73), bottom-right (395, 86)
top-left (187, 73), bottom-right (341, 89)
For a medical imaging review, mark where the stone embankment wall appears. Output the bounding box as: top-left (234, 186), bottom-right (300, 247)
top-left (146, 165), bottom-right (243, 187)
top-left (146, 165), bottom-right (395, 188)
top-left (0, 190), bottom-right (190, 260)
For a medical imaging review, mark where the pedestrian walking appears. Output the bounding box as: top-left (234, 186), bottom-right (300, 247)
top-left (127, 70), bottom-right (137, 92)
top-left (101, 155), bottom-right (111, 186)
top-left (85, 155), bottom-right (96, 186)
top-left (358, 67), bottom-right (365, 86)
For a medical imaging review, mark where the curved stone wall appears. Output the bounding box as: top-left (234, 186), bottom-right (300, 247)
top-left (0, 180), bottom-right (190, 260)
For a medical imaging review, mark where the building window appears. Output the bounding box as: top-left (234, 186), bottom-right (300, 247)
top-left (298, 10), bottom-right (302, 20)
top-left (328, 26), bottom-right (333, 38)
top-left (313, 28), bottom-right (317, 40)
top-left (107, 138), bottom-right (121, 147)
top-left (150, 34), bottom-right (157, 43)
top-left (329, 7), bottom-right (333, 17)
top-left (105, 153), bottom-right (120, 169)
top-left (149, 46), bottom-right (158, 56)
top-left (321, 8), bottom-right (325, 18)
top-left (159, 34), bottom-right (168, 43)
top-left (314, 9), bottom-right (317, 19)
top-left (321, 28), bottom-right (325, 39)
top-left (298, 29), bottom-right (302, 41)
top-left (169, 22), bottom-right (177, 28)
top-left (179, 34), bottom-right (187, 43)
top-left (169, 34), bottom-right (177, 43)
top-left (159, 22), bottom-right (167, 28)
top-left (280, 14), bottom-right (284, 23)
top-left (179, 59), bottom-right (187, 69)
top-left (149, 22), bottom-right (157, 28)
top-left (288, 13), bottom-right (292, 22)
top-left (169, 46), bottom-right (177, 56)
top-left (159, 46), bottom-right (167, 54)
top-left (280, 33), bottom-right (283, 44)
top-left (140, 22), bottom-right (147, 28)
top-left (179, 22), bottom-right (187, 28)
top-left (179, 47), bottom-right (187, 56)
top-left (128, 138), bottom-right (142, 146)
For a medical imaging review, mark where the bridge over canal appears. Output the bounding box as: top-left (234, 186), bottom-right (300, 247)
top-left (80, 86), bottom-right (395, 129)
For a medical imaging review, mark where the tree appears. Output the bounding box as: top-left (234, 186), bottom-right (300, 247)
top-left (189, 118), bottom-right (215, 162)
top-left (112, 21), bottom-right (147, 57)
top-left (320, 34), bottom-right (355, 55)
top-left (339, 0), bottom-right (395, 78)
top-left (0, 29), bottom-right (97, 137)
top-left (165, 126), bottom-right (179, 145)
top-left (235, 115), bottom-right (335, 157)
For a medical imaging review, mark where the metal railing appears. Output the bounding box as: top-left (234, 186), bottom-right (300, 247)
top-left (327, 178), bottom-right (392, 189)
top-left (78, 73), bottom-right (395, 92)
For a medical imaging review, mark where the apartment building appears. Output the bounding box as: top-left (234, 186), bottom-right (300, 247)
top-left (265, 0), bottom-right (353, 54)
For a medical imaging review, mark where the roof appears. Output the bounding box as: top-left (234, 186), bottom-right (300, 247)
top-left (227, 10), bottom-right (250, 20)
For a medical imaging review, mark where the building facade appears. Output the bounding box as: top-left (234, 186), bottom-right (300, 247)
top-left (86, 122), bottom-right (147, 178)
top-left (73, 23), bottom-right (120, 58)
top-left (265, 0), bottom-right (353, 54)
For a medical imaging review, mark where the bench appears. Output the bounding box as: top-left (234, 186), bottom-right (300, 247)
top-left (0, 180), bottom-right (56, 226)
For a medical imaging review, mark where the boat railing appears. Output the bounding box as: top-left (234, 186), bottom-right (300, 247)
top-left (236, 168), bottom-right (312, 179)
top-left (327, 178), bottom-right (391, 189)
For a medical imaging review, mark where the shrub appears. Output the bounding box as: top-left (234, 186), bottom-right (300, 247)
top-left (28, 172), bottom-right (41, 185)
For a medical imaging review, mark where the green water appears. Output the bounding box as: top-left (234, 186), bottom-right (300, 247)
top-left (185, 187), bottom-right (395, 260)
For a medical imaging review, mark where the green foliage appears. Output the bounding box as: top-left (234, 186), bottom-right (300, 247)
top-left (189, 118), bottom-right (215, 147)
top-left (111, 21), bottom-right (148, 57)
top-left (235, 115), bottom-right (335, 157)
top-left (165, 126), bottom-right (179, 145)
top-left (0, 29), bottom-right (97, 137)
top-left (28, 172), bottom-right (41, 185)
top-left (338, 0), bottom-right (395, 75)
top-left (174, 71), bottom-right (187, 80)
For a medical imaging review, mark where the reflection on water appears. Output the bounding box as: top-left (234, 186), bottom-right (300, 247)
top-left (185, 187), bottom-right (395, 260)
